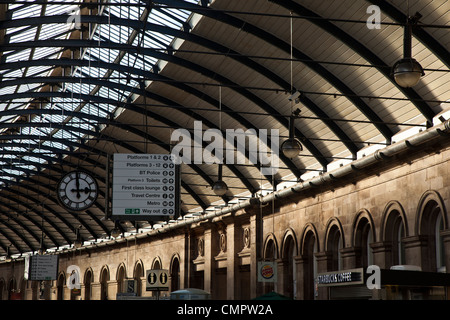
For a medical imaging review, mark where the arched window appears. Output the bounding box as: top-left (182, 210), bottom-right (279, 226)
top-left (134, 261), bottom-right (144, 296)
top-left (151, 258), bottom-right (162, 298)
top-left (57, 273), bottom-right (65, 300)
top-left (385, 210), bottom-right (406, 266)
top-left (84, 269), bottom-right (93, 301)
top-left (152, 258), bottom-right (162, 270)
top-left (326, 224), bottom-right (343, 271)
top-left (393, 216), bottom-right (406, 266)
top-left (418, 197), bottom-right (447, 272)
top-left (7, 278), bottom-right (16, 300)
top-left (116, 264), bottom-right (126, 294)
top-left (100, 267), bottom-right (109, 300)
top-left (0, 279), bottom-right (4, 300)
top-left (301, 225), bottom-right (318, 300)
top-left (354, 214), bottom-right (374, 268)
top-left (263, 236), bottom-right (278, 294)
top-left (435, 212), bottom-right (445, 272)
top-left (282, 233), bottom-right (297, 299)
top-left (170, 257), bottom-right (181, 292)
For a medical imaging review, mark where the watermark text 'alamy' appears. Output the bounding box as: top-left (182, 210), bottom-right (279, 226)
top-left (170, 121), bottom-right (280, 175)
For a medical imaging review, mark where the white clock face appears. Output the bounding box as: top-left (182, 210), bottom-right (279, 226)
top-left (57, 171), bottom-right (98, 211)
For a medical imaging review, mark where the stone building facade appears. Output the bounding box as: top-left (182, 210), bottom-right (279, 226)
top-left (1, 124), bottom-right (449, 300)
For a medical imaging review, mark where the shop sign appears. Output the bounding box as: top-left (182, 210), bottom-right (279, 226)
top-left (316, 268), bottom-right (364, 287)
top-left (257, 261), bottom-right (277, 283)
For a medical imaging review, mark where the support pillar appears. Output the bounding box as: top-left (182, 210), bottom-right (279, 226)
top-left (340, 247), bottom-right (361, 269)
top-left (315, 251), bottom-right (332, 300)
top-left (371, 241), bottom-right (393, 269)
top-left (402, 235), bottom-right (428, 270)
top-left (249, 210), bottom-right (263, 298)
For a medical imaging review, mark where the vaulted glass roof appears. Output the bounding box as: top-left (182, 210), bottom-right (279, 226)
top-left (0, 0), bottom-right (449, 258)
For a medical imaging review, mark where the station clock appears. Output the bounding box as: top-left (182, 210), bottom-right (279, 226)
top-left (57, 171), bottom-right (98, 211)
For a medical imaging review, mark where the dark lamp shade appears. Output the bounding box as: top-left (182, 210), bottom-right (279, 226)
top-left (212, 180), bottom-right (228, 196)
top-left (281, 138), bottom-right (302, 158)
top-left (392, 58), bottom-right (424, 88)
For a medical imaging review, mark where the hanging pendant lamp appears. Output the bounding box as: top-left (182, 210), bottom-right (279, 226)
top-left (281, 108), bottom-right (302, 159)
top-left (281, 14), bottom-right (302, 159)
top-left (212, 163), bottom-right (228, 196)
top-left (392, 13), bottom-right (424, 88)
top-left (212, 86), bottom-right (228, 197)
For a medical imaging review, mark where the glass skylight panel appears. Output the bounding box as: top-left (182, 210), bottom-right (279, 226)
top-left (97, 86), bottom-right (121, 103)
top-left (152, 9), bottom-right (184, 29)
top-left (39, 23), bottom-right (68, 41)
top-left (0, 86), bottom-right (17, 96)
top-left (4, 25), bottom-right (30, 37)
top-left (8, 26), bottom-right (38, 44)
top-left (5, 48), bottom-right (32, 63)
top-left (0, 115), bottom-right (17, 123)
top-left (42, 138), bottom-right (68, 149)
top-left (23, 66), bottom-right (52, 78)
top-left (16, 83), bottom-right (41, 94)
top-left (0, 0), bottom-right (199, 186)
top-left (22, 155), bottom-right (47, 165)
top-left (46, 113), bottom-right (65, 124)
top-left (81, 103), bottom-right (110, 119)
top-left (2, 68), bottom-right (24, 79)
top-left (145, 31), bottom-right (173, 48)
top-left (7, 3), bottom-right (23, 11)
top-left (10, 4), bottom-right (42, 20)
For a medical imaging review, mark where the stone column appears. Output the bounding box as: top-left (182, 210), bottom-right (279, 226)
top-left (79, 283), bottom-right (85, 300)
top-left (249, 210), bottom-right (263, 298)
top-left (108, 280), bottom-right (117, 300)
top-left (223, 215), bottom-right (238, 300)
top-left (402, 235), bottom-right (428, 270)
top-left (340, 247), bottom-right (361, 269)
top-left (371, 241), bottom-right (393, 269)
top-left (90, 282), bottom-right (101, 300)
top-left (440, 229), bottom-right (450, 272)
top-left (315, 251), bottom-right (332, 300)
top-left (203, 223), bottom-right (218, 297)
top-left (276, 258), bottom-right (286, 296)
top-left (294, 256), bottom-right (306, 300)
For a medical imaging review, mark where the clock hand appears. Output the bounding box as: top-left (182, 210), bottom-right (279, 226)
top-left (71, 187), bottom-right (92, 194)
top-left (76, 171), bottom-right (81, 199)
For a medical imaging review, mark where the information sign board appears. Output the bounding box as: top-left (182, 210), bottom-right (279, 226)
top-left (27, 255), bottom-right (59, 281)
top-left (112, 154), bottom-right (180, 220)
top-left (146, 269), bottom-right (169, 291)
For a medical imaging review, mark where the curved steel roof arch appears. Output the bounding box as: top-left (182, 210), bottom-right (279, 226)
top-left (0, 195), bottom-right (62, 249)
top-left (0, 207), bottom-right (44, 251)
top-left (0, 91), bottom-right (252, 207)
top-left (0, 18), bottom-right (360, 157)
top-left (0, 219), bottom-right (35, 253)
top-left (0, 15), bottom-right (334, 168)
top-left (0, 73), bottom-right (295, 189)
top-left (0, 118), bottom-right (214, 214)
top-left (270, 0), bottom-right (437, 124)
top-left (0, 42), bottom-right (311, 178)
top-left (0, 228), bottom-right (22, 255)
top-left (369, 0), bottom-right (450, 69)
top-left (0, 189), bottom-right (73, 246)
top-left (0, 0), bottom-right (448, 257)
top-left (0, 172), bottom-right (101, 242)
top-left (151, 0), bottom-right (394, 140)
